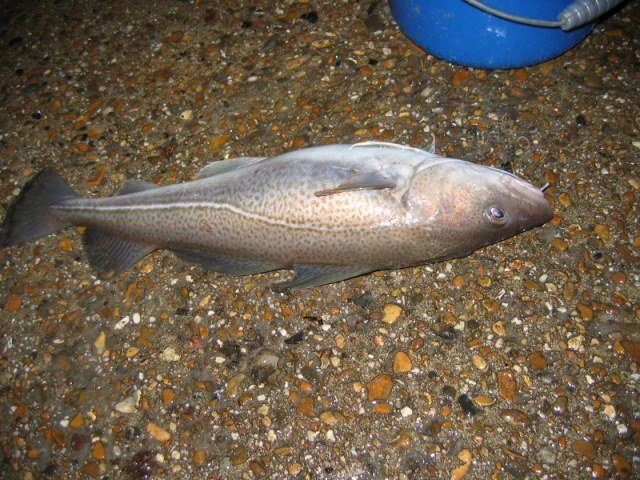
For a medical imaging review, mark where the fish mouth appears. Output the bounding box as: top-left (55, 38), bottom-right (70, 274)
top-left (501, 174), bottom-right (554, 226)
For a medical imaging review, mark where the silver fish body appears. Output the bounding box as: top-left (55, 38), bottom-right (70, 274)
top-left (0, 142), bottom-right (553, 288)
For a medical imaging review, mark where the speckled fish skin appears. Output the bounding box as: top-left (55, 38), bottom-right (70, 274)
top-left (0, 142), bottom-right (553, 288)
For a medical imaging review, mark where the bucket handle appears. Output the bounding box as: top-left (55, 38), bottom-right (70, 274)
top-left (463, 0), bottom-right (625, 31)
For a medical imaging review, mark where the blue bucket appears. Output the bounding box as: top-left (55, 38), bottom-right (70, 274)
top-left (389, 0), bottom-right (597, 68)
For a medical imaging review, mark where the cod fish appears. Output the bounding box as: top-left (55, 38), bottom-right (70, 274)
top-left (0, 142), bottom-right (553, 289)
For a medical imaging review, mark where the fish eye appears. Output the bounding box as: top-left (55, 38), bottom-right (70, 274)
top-left (485, 205), bottom-right (508, 226)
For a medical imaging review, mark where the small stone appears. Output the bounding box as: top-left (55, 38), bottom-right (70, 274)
top-left (622, 341), bottom-right (640, 362)
top-left (297, 396), bottom-right (315, 417)
top-left (572, 439), bottom-right (596, 460)
top-left (146, 422), bottom-right (171, 442)
top-left (451, 448), bottom-right (472, 480)
top-left (471, 354), bottom-right (487, 370)
top-left (474, 394), bottom-right (494, 406)
top-left (230, 445), bottom-right (248, 465)
top-left (492, 321), bottom-right (506, 336)
top-left (552, 395), bottom-right (569, 415)
top-left (7, 295), bottom-right (21, 312)
top-left (80, 462), bottom-right (99, 478)
top-left (288, 463), bottom-right (302, 475)
top-left (477, 275), bottom-right (492, 287)
top-left (576, 303), bottom-right (594, 321)
top-left (69, 412), bottom-right (84, 428)
top-left (372, 402), bottom-right (391, 414)
top-left (179, 109), bottom-right (193, 121)
top-left (249, 460), bottom-right (266, 476)
top-left (457, 394), bottom-right (479, 416)
top-left (558, 192), bottom-right (572, 207)
top-left (400, 406), bottom-right (413, 417)
top-left (391, 432), bottom-right (412, 448)
top-left (528, 351), bottom-right (547, 370)
top-left (551, 238), bottom-right (568, 250)
top-left (319, 411), bottom-right (340, 425)
top-left (93, 331), bottom-right (106, 355)
top-left (567, 335), bottom-right (584, 353)
top-left (497, 370), bottom-right (517, 403)
top-left (367, 374), bottom-right (394, 401)
top-left (501, 408), bottom-right (531, 427)
top-left (431, 322), bottom-right (457, 340)
top-left (311, 39), bottom-right (331, 48)
top-left (115, 390), bottom-right (140, 414)
top-left (392, 351), bottom-right (412, 373)
top-left (593, 224), bottom-right (610, 240)
top-left (86, 165), bottom-right (106, 187)
top-left (208, 134), bottom-right (230, 153)
top-left (452, 68), bottom-right (469, 86)
top-left (610, 271), bottom-right (627, 284)
top-left (382, 304), bottom-right (403, 324)
top-left (160, 347), bottom-right (180, 362)
top-left (611, 453), bottom-right (632, 477)
top-left (161, 388), bottom-right (175, 405)
top-left (226, 374), bottom-right (246, 398)
top-left (602, 404), bottom-right (615, 418)
top-left (193, 449), bottom-right (206, 465)
top-left (92, 441), bottom-right (106, 460)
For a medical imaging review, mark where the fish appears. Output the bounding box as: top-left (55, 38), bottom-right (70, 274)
top-left (0, 142), bottom-right (553, 289)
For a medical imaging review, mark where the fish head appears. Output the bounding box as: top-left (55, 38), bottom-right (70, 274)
top-left (407, 158), bottom-right (553, 255)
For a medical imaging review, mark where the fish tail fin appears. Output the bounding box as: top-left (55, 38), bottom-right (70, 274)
top-left (0, 168), bottom-right (80, 247)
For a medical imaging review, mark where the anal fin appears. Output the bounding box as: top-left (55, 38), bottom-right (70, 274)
top-left (84, 228), bottom-right (155, 279)
top-left (173, 248), bottom-right (282, 276)
top-left (274, 264), bottom-right (374, 290)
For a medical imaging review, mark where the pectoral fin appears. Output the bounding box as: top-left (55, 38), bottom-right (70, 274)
top-left (172, 248), bottom-right (282, 276)
top-left (274, 264), bottom-right (374, 290)
top-left (314, 171), bottom-right (399, 197)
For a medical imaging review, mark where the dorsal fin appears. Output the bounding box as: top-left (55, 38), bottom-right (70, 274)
top-left (197, 157), bottom-right (265, 179)
top-left (118, 179), bottom-right (159, 195)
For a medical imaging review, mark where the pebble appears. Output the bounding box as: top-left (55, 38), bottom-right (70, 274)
top-left (471, 354), bottom-right (488, 370)
top-left (492, 321), bottom-right (506, 336)
top-left (208, 134), bottom-right (230, 153)
top-left (400, 406), bottom-right (413, 417)
top-left (552, 395), bottom-right (569, 415)
top-left (392, 351), bottom-right (412, 373)
top-left (147, 422), bottom-right (171, 443)
top-left (7, 295), bottom-right (21, 312)
top-left (1, 1), bottom-right (637, 478)
top-left (501, 408), bottom-right (532, 427)
top-left (567, 335), bottom-right (585, 353)
top-left (450, 448), bottom-right (472, 480)
top-left (571, 439), bottom-right (596, 460)
top-left (92, 441), bottom-right (106, 461)
top-left (93, 331), bottom-right (106, 355)
top-left (367, 374), bottom-right (394, 402)
top-left (115, 391), bottom-right (140, 414)
top-left (528, 351), bottom-right (547, 370)
top-left (319, 411), bottom-right (341, 425)
top-left (497, 370), bottom-right (517, 403)
top-left (431, 322), bottom-right (457, 340)
top-left (593, 224), bottom-right (610, 240)
top-left (382, 304), bottom-right (403, 324)
top-left (297, 396), bottom-right (315, 417)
